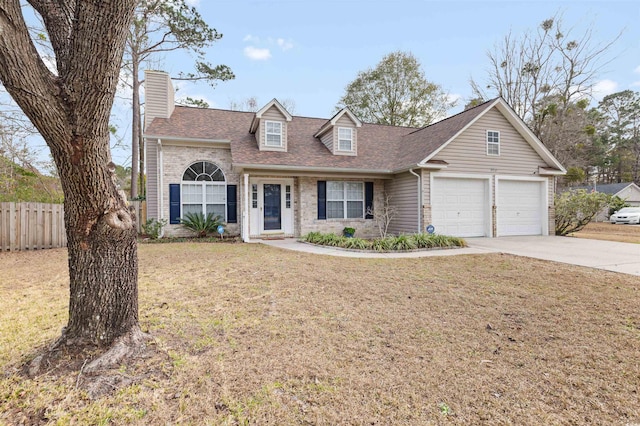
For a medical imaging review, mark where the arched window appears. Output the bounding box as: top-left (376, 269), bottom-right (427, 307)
top-left (181, 161), bottom-right (226, 219)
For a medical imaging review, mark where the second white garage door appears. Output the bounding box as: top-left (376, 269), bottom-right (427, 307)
top-left (497, 180), bottom-right (544, 236)
top-left (431, 178), bottom-right (488, 237)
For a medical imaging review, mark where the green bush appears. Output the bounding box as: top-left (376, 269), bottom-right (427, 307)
top-left (555, 189), bottom-right (611, 235)
top-left (301, 231), bottom-right (467, 252)
top-left (180, 212), bottom-right (223, 237)
top-left (141, 218), bottom-right (167, 239)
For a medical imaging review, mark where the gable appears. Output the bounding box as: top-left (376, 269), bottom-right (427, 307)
top-left (432, 108), bottom-right (550, 175)
top-left (617, 184), bottom-right (640, 203)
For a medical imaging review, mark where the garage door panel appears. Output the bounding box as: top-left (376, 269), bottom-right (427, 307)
top-left (497, 180), bottom-right (543, 236)
top-left (432, 177), bottom-right (488, 238)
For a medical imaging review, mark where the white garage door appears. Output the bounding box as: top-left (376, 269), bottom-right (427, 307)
top-left (497, 180), bottom-right (543, 236)
top-left (432, 178), bottom-right (488, 237)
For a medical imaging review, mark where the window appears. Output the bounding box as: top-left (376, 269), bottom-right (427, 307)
top-left (265, 121), bottom-right (282, 147)
top-left (327, 181), bottom-right (364, 219)
top-left (181, 161), bottom-right (226, 220)
top-left (285, 185), bottom-right (291, 208)
top-left (487, 130), bottom-right (500, 156)
top-left (338, 127), bottom-right (353, 151)
top-left (252, 184), bottom-right (258, 208)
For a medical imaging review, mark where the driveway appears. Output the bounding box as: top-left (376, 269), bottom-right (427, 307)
top-left (467, 236), bottom-right (640, 276)
top-left (260, 236), bottom-right (640, 276)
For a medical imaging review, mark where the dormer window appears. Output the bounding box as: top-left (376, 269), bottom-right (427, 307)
top-left (338, 127), bottom-right (353, 151)
top-left (265, 121), bottom-right (283, 147)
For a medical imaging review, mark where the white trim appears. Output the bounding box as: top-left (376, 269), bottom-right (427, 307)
top-left (249, 177), bottom-right (295, 236)
top-left (242, 173), bottom-right (250, 242)
top-left (326, 181), bottom-right (365, 219)
top-left (264, 120), bottom-right (283, 147)
top-left (250, 99), bottom-right (293, 133)
top-left (313, 107), bottom-right (362, 138)
top-left (337, 127), bottom-right (354, 152)
top-left (233, 163), bottom-right (392, 175)
top-left (142, 135), bottom-right (231, 144)
top-left (486, 129), bottom-right (500, 156)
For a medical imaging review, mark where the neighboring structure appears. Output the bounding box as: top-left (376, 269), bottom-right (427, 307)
top-left (570, 182), bottom-right (640, 221)
top-left (143, 70), bottom-right (566, 240)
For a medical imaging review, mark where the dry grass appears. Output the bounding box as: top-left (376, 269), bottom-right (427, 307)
top-left (2, 242), bottom-right (640, 424)
top-left (571, 222), bottom-right (640, 244)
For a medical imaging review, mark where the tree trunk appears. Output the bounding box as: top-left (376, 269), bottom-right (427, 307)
top-left (0, 0), bottom-right (142, 360)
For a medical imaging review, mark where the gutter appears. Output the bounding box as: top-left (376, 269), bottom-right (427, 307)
top-left (158, 139), bottom-right (164, 238)
top-left (408, 167), bottom-right (422, 233)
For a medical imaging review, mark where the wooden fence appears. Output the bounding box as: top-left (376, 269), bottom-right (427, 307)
top-left (0, 201), bottom-right (146, 252)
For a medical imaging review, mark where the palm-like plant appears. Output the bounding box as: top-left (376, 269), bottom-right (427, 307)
top-left (180, 212), bottom-right (223, 237)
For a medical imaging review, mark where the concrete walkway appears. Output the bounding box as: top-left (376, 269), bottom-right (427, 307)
top-left (258, 236), bottom-right (640, 276)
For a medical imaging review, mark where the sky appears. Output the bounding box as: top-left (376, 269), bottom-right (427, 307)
top-left (9, 0), bottom-right (640, 168)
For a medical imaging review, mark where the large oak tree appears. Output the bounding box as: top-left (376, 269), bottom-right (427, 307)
top-left (0, 0), bottom-right (143, 370)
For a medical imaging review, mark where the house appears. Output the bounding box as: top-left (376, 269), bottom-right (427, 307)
top-left (569, 182), bottom-right (640, 221)
top-left (143, 70), bottom-right (566, 241)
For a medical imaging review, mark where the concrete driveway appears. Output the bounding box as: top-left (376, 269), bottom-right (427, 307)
top-left (467, 236), bottom-right (640, 276)
top-left (261, 236), bottom-right (640, 276)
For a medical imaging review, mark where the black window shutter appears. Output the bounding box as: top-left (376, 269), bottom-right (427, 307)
top-left (226, 185), bottom-right (237, 223)
top-left (169, 184), bottom-right (181, 224)
top-left (317, 180), bottom-right (326, 220)
top-left (365, 181), bottom-right (374, 219)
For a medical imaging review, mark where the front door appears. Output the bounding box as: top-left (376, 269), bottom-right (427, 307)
top-left (263, 183), bottom-right (282, 231)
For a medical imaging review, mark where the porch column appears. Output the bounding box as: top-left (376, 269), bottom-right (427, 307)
top-left (242, 173), bottom-right (250, 242)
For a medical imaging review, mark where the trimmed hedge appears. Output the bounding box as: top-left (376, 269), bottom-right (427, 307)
top-left (301, 232), bottom-right (466, 252)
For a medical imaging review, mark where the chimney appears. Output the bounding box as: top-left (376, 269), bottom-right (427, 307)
top-left (144, 70), bottom-right (175, 131)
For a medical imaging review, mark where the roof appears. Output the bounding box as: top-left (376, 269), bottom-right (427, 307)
top-left (145, 98), bottom-right (564, 174)
top-left (571, 182), bottom-right (640, 196)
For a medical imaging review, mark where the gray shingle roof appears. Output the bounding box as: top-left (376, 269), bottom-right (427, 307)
top-left (570, 182), bottom-right (636, 195)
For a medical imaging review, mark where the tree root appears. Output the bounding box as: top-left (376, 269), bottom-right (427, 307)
top-left (83, 326), bottom-right (150, 373)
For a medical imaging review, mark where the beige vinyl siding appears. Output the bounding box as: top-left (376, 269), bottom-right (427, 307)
top-left (146, 139), bottom-right (159, 221)
top-left (433, 109), bottom-right (547, 175)
top-left (386, 172), bottom-right (420, 235)
top-left (144, 71), bottom-right (175, 129)
top-left (258, 106), bottom-right (288, 152)
top-left (320, 132), bottom-right (333, 152)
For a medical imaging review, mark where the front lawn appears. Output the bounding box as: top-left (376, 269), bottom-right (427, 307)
top-left (1, 243), bottom-right (639, 424)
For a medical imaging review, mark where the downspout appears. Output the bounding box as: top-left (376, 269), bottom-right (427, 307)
top-left (409, 168), bottom-right (422, 233)
top-left (158, 139), bottom-right (164, 237)
top-left (243, 173), bottom-right (250, 242)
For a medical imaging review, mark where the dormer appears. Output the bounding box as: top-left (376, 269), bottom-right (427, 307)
top-left (249, 99), bottom-right (293, 152)
top-left (313, 108), bottom-right (362, 156)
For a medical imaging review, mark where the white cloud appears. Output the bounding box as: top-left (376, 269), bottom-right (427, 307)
top-left (631, 81), bottom-right (640, 87)
top-left (277, 38), bottom-right (294, 51)
top-left (591, 79), bottom-right (618, 99)
top-left (243, 34), bottom-right (260, 43)
top-left (634, 65), bottom-right (640, 74)
top-left (244, 46), bottom-right (272, 61)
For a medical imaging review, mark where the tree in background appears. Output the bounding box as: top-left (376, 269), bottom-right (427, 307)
top-left (124, 0), bottom-right (234, 198)
top-left (536, 97), bottom-right (598, 170)
top-left (596, 90), bottom-right (640, 183)
top-left (0, 0), bottom-right (143, 371)
top-left (470, 14), bottom-right (619, 137)
top-left (337, 51), bottom-right (455, 127)
top-left (229, 97), bottom-right (297, 114)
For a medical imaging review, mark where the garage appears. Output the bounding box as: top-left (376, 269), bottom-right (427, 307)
top-left (431, 177), bottom-right (489, 237)
top-left (497, 179), bottom-right (545, 236)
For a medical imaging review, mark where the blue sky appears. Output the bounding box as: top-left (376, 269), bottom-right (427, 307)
top-left (162, 0), bottom-right (639, 119)
top-left (11, 1), bottom-right (640, 167)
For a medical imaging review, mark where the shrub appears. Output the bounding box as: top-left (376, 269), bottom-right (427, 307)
top-left (342, 227), bottom-right (356, 237)
top-left (391, 234), bottom-right (417, 251)
top-left (555, 189), bottom-right (611, 235)
top-left (180, 212), bottom-right (223, 237)
top-left (141, 218), bottom-right (167, 239)
top-left (340, 237), bottom-right (371, 250)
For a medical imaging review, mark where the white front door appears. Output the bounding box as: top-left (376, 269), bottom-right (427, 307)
top-left (250, 179), bottom-right (294, 236)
